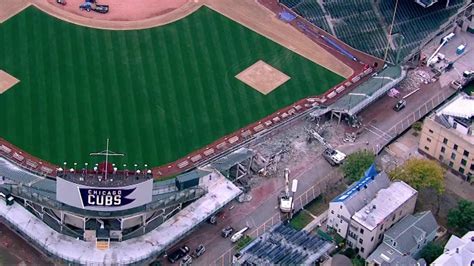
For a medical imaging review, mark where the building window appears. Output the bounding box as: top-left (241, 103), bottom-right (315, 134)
top-left (360, 228), bottom-right (364, 234)
top-left (470, 164), bottom-right (474, 171)
top-left (453, 122), bottom-right (457, 129)
top-left (443, 138), bottom-right (448, 144)
top-left (449, 161), bottom-right (454, 168)
top-left (331, 210), bottom-right (334, 214)
top-left (340, 206), bottom-right (342, 209)
top-left (464, 150), bottom-right (470, 157)
top-left (393, 242), bottom-right (397, 247)
top-left (338, 228), bottom-right (341, 233)
top-left (459, 167), bottom-right (465, 174)
top-left (424, 146), bottom-right (430, 151)
top-left (429, 129), bottom-right (434, 133)
top-left (461, 159), bottom-right (467, 166)
top-left (361, 247), bottom-right (365, 253)
top-left (378, 234), bottom-right (382, 240)
top-left (340, 219), bottom-right (343, 223)
top-left (359, 238), bottom-right (363, 244)
top-left (427, 137), bottom-right (431, 143)
top-left (439, 155), bottom-right (444, 161)
top-left (381, 224), bottom-right (384, 230)
top-left (371, 236), bottom-right (374, 242)
top-left (454, 144), bottom-right (458, 151)
top-left (451, 153), bottom-right (456, 160)
top-left (441, 146), bottom-right (446, 153)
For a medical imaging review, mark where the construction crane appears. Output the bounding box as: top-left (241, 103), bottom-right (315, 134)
top-left (427, 33), bottom-right (455, 66)
top-left (279, 168), bottom-right (298, 214)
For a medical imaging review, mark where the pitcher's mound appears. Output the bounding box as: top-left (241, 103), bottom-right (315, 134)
top-left (236, 60), bottom-right (290, 95)
top-left (0, 70), bottom-right (19, 94)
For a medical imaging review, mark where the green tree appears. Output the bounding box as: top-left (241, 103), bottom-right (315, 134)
top-left (389, 159), bottom-right (445, 214)
top-left (447, 199), bottom-right (474, 236)
top-left (342, 150), bottom-right (375, 182)
top-left (419, 242), bottom-right (443, 264)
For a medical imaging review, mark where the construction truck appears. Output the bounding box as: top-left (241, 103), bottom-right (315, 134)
top-left (279, 168), bottom-right (298, 213)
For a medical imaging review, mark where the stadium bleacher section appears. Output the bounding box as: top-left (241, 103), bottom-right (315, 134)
top-left (237, 224), bottom-right (333, 265)
top-left (378, 0), bottom-right (466, 62)
top-left (279, 0), bottom-right (468, 63)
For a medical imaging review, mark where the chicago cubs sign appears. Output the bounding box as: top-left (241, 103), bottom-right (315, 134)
top-left (79, 188), bottom-right (136, 207)
top-left (56, 177), bottom-right (153, 211)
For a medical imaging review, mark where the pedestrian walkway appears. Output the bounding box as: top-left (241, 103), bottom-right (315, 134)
top-left (303, 210), bottom-right (328, 232)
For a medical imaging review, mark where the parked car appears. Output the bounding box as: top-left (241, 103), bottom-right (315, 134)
top-left (221, 226), bottom-right (234, 238)
top-left (180, 255), bottom-right (192, 266)
top-left (167, 245), bottom-right (190, 263)
top-left (393, 99), bottom-right (406, 112)
top-left (192, 244), bottom-right (205, 258)
top-left (79, 3), bottom-right (92, 11)
top-left (93, 4), bottom-right (109, 14)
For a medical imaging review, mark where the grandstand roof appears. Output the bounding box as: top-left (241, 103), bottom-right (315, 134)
top-left (330, 66), bottom-right (404, 115)
top-left (210, 148), bottom-right (254, 172)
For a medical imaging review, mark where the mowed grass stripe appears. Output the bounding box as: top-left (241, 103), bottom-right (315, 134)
top-left (33, 17), bottom-right (52, 158)
top-left (154, 28), bottom-right (181, 162)
top-left (140, 30), bottom-right (171, 159)
top-left (203, 12), bottom-right (241, 136)
top-left (117, 31), bottom-right (144, 163)
top-left (174, 20), bottom-right (201, 151)
top-left (0, 7), bottom-right (343, 167)
top-left (191, 15), bottom-right (226, 140)
top-left (132, 31), bottom-right (159, 165)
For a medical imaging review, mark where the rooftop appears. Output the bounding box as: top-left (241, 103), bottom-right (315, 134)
top-left (437, 94), bottom-right (474, 119)
top-left (332, 167), bottom-right (391, 216)
top-left (432, 231), bottom-right (474, 266)
top-left (352, 181), bottom-right (417, 231)
top-left (330, 66), bottom-right (405, 115)
top-left (367, 212), bottom-right (438, 264)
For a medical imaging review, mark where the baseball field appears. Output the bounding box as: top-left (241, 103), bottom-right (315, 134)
top-left (0, 6), bottom-right (343, 167)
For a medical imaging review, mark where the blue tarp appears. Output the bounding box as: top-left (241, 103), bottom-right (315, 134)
top-left (279, 11), bottom-right (296, 22)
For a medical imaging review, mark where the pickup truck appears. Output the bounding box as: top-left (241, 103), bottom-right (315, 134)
top-left (322, 148), bottom-right (346, 166)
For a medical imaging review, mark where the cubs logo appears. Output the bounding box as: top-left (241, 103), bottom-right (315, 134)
top-left (79, 188), bottom-right (136, 207)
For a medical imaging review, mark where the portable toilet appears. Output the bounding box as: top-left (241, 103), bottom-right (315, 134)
top-left (456, 44), bottom-right (466, 55)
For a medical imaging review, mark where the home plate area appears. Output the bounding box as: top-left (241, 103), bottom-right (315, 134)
top-left (236, 60), bottom-right (290, 95)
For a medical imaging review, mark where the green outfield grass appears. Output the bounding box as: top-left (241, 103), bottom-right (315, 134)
top-left (0, 7), bottom-right (343, 167)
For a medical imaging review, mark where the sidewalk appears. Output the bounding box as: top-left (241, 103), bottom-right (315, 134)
top-left (303, 210), bottom-right (328, 232)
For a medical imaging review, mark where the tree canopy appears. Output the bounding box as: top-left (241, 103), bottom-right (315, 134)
top-left (342, 150), bottom-right (375, 182)
top-left (448, 199), bottom-right (474, 236)
top-left (388, 158), bottom-right (445, 194)
top-left (419, 242), bottom-right (444, 264)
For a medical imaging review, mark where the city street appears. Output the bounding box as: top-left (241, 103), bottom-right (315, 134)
top-left (161, 126), bottom-right (343, 266)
